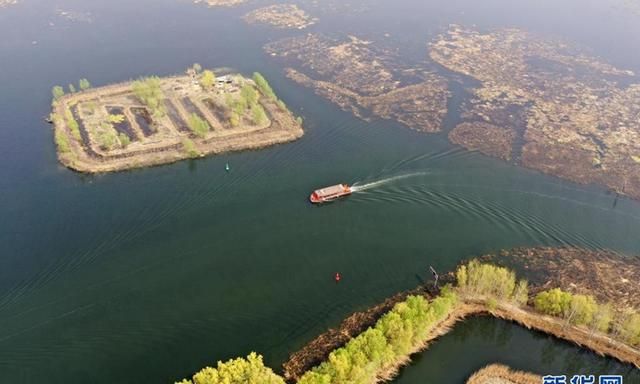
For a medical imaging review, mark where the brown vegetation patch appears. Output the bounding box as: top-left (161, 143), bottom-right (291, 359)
top-left (430, 25), bottom-right (640, 199)
top-left (244, 4), bottom-right (316, 29)
top-left (466, 364), bottom-right (541, 384)
top-left (480, 247), bottom-right (640, 311)
top-left (266, 34), bottom-right (449, 133)
top-left (449, 122), bottom-right (515, 161)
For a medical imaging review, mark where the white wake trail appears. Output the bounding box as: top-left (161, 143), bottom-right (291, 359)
top-left (351, 172), bottom-right (428, 192)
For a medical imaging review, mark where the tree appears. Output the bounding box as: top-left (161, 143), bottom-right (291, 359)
top-left (64, 108), bottom-right (81, 140)
top-left (132, 76), bottom-right (166, 117)
top-left (177, 352), bottom-right (285, 384)
top-left (534, 288), bottom-right (572, 318)
top-left (182, 138), bottom-right (198, 158)
top-left (118, 132), bottom-right (131, 148)
top-left (200, 70), bottom-right (216, 90)
top-left (241, 84), bottom-right (259, 106)
top-left (107, 114), bottom-right (126, 124)
top-left (79, 78), bottom-right (91, 91)
top-left (567, 294), bottom-right (598, 326)
top-left (252, 104), bottom-right (268, 125)
top-left (192, 63), bottom-right (202, 74)
top-left (590, 303), bottom-right (613, 333)
top-left (187, 113), bottom-right (210, 138)
top-left (229, 111), bottom-right (240, 127)
top-left (68, 84), bottom-right (76, 93)
top-left (253, 72), bottom-right (276, 100)
top-left (617, 311), bottom-right (640, 346)
top-left (52, 85), bottom-right (65, 101)
top-left (512, 280), bottom-right (529, 306)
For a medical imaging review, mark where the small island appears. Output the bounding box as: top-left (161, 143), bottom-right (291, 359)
top-left (467, 365), bottom-right (540, 384)
top-left (0, 0), bottom-right (17, 8)
top-left (50, 67), bottom-right (303, 173)
top-left (244, 4), bottom-right (317, 29)
top-left (192, 0), bottom-right (246, 7)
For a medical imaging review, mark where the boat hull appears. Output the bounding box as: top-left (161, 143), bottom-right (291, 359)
top-left (309, 184), bottom-right (352, 204)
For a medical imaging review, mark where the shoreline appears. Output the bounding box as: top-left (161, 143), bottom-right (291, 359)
top-left (283, 249), bottom-right (640, 383)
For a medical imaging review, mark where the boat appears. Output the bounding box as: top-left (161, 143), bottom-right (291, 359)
top-left (309, 184), bottom-right (352, 204)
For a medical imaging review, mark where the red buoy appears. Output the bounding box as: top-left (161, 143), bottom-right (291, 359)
top-left (334, 272), bottom-right (341, 283)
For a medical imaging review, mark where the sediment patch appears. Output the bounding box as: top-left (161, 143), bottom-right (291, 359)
top-left (244, 4), bottom-right (316, 29)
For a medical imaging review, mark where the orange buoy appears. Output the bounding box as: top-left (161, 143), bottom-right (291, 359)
top-left (335, 272), bottom-right (341, 283)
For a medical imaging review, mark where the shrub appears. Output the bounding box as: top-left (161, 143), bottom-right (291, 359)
top-left (187, 113), bottom-right (210, 138)
top-left (200, 70), bottom-right (216, 89)
top-left (55, 129), bottom-right (70, 153)
top-left (616, 311), bottom-right (640, 346)
top-left (79, 78), bottom-right (91, 91)
top-left (118, 132), bottom-right (131, 148)
top-left (534, 288), bottom-right (572, 318)
top-left (52, 85), bottom-right (65, 101)
top-left (64, 108), bottom-right (81, 140)
top-left (567, 294), bottom-right (598, 326)
top-left (455, 261), bottom-right (527, 302)
top-left (132, 76), bottom-right (166, 116)
top-left (252, 104), bottom-right (268, 125)
top-left (182, 138), bottom-right (198, 158)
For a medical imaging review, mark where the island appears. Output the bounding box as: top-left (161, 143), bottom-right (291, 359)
top-left (244, 4), bottom-right (316, 29)
top-left (430, 26), bottom-right (640, 200)
top-left (265, 34), bottom-right (450, 133)
top-left (192, 0), bottom-right (246, 7)
top-left (467, 365), bottom-right (540, 384)
top-left (50, 67), bottom-right (303, 173)
top-left (0, 0), bottom-right (17, 8)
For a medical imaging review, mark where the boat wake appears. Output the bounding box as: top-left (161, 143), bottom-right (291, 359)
top-left (351, 172), bottom-right (428, 192)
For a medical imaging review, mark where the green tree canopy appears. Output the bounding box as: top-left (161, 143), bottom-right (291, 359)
top-left (252, 72), bottom-right (276, 100)
top-left (79, 78), bottom-right (91, 91)
top-left (200, 70), bottom-right (216, 90)
top-left (52, 85), bottom-right (65, 101)
top-left (187, 113), bottom-right (210, 138)
top-left (132, 76), bottom-right (166, 117)
top-left (176, 353), bottom-right (284, 384)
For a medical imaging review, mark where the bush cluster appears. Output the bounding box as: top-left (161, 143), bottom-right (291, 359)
top-left (456, 260), bottom-right (528, 305)
top-left (534, 287), bottom-right (639, 344)
top-left (176, 352), bottom-right (284, 384)
top-left (252, 72), bottom-right (276, 100)
top-left (132, 76), bottom-right (166, 117)
top-left (187, 113), bottom-right (210, 138)
top-left (298, 291), bottom-right (457, 384)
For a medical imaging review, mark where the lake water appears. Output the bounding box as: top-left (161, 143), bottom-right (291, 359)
top-left (0, 0), bottom-right (639, 382)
